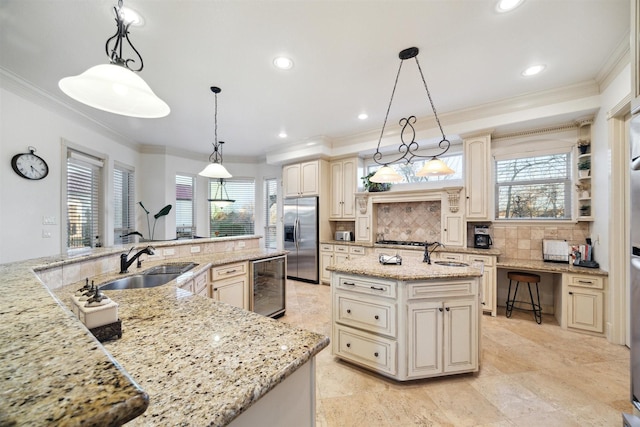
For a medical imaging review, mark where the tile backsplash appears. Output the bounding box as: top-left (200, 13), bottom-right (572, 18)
top-left (376, 201), bottom-right (441, 242)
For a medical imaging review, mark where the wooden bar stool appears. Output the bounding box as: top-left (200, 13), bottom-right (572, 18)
top-left (505, 272), bottom-right (542, 324)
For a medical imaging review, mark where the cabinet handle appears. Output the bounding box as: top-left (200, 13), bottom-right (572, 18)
top-left (343, 281), bottom-right (355, 286)
top-left (482, 302), bottom-right (486, 305)
top-left (346, 343), bottom-right (351, 348)
top-left (213, 288), bottom-right (218, 291)
top-left (439, 307), bottom-right (444, 312)
top-left (370, 286), bottom-right (384, 291)
top-left (374, 315), bottom-right (379, 320)
top-left (577, 280), bottom-right (593, 284)
top-left (346, 309), bottom-right (351, 314)
top-left (569, 291), bottom-right (574, 295)
top-left (374, 352), bottom-right (379, 357)
top-left (445, 307), bottom-right (450, 311)
top-left (225, 269), bottom-right (237, 274)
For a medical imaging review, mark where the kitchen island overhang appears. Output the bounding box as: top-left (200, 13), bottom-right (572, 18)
top-left (328, 256), bottom-right (483, 381)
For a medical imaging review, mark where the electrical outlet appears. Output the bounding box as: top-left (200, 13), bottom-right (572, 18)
top-left (237, 241), bottom-right (246, 248)
top-left (42, 230), bottom-right (52, 238)
top-left (42, 216), bottom-right (56, 225)
top-left (190, 246), bottom-right (201, 253)
top-left (163, 248), bottom-right (175, 256)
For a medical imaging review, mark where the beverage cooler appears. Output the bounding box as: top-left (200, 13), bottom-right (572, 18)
top-left (251, 255), bottom-right (286, 318)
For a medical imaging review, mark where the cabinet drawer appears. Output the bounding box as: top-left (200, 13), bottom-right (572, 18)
top-left (465, 254), bottom-right (495, 267)
top-left (335, 294), bottom-right (396, 337)
top-left (407, 280), bottom-right (476, 300)
top-left (436, 252), bottom-right (465, 262)
top-left (335, 275), bottom-right (397, 298)
top-left (334, 245), bottom-right (348, 253)
top-left (568, 275), bottom-right (604, 290)
top-left (334, 325), bottom-right (397, 375)
top-left (321, 243), bottom-right (334, 252)
top-left (211, 262), bottom-right (247, 281)
top-left (350, 246), bottom-right (366, 255)
top-left (193, 272), bottom-right (208, 296)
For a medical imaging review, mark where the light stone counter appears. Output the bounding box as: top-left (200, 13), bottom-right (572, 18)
top-left (1, 243), bottom-right (329, 426)
top-left (327, 254), bottom-right (483, 280)
top-left (497, 258), bottom-right (608, 277)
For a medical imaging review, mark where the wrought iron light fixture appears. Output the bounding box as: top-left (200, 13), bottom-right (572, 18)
top-left (58, 0), bottom-right (170, 118)
top-left (370, 47), bottom-right (454, 184)
top-left (199, 86), bottom-right (232, 179)
top-left (208, 178), bottom-right (235, 208)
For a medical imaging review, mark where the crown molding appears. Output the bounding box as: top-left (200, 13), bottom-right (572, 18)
top-left (596, 31), bottom-right (630, 93)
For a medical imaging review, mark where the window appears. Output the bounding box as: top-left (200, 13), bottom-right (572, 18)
top-left (209, 178), bottom-right (255, 237)
top-left (264, 178), bottom-right (278, 249)
top-left (495, 153), bottom-right (571, 219)
top-left (114, 165), bottom-right (135, 245)
top-left (66, 149), bottom-right (103, 249)
top-left (176, 174), bottom-right (195, 239)
top-left (365, 154), bottom-right (463, 183)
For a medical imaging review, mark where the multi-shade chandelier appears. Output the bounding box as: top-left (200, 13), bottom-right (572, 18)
top-left (58, 0), bottom-right (170, 118)
top-left (370, 47), bottom-right (455, 184)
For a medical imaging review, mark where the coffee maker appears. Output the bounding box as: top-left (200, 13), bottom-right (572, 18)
top-left (474, 225), bottom-right (492, 249)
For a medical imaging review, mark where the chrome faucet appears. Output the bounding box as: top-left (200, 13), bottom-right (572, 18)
top-left (120, 246), bottom-right (155, 273)
top-left (423, 241), bottom-right (444, 264)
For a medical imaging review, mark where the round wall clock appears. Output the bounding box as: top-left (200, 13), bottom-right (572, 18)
top-left (11, 147), bottom-right (49, 180)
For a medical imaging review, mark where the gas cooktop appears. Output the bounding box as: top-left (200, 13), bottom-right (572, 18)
top-left (376, 240), bottom-right (427, 247)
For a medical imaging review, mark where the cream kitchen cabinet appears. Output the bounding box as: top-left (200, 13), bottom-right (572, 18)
top-left (179, 268), bottom-right (209, 297)
top-left (329, 158), bottom-right (362, 220)
top-left (320, 244), bottom-right (334, 283)
top-left (464, 253), bottom-right (497, 317)
top-left (283, 160), bottom-right (320, 198)
top-left (321, 244), bottom-right (367, 284)
top-left (355, 214), bottom-right (371, 242)
top-left (210, 262), bottom-right (249, 310)
top-left (563, 273), bottom-right (604, 334)
top-left (441, 214), bottom-right (464, 246)
top-left (464, 135), bottom-right (492, 220)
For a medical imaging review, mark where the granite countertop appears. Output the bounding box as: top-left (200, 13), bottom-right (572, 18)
top-left (497, 258), bottom-right (608, 277)
top-left (2, 246), bottom-right (329, 426)
top-left (321, 240), bottom-right (501, 256)
top-left (327, 254), bottom-right (483, 281)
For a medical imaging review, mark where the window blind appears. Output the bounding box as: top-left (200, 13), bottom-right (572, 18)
top-left (264, 178), bottom-right (278, 249)
top-left (67, 150), bottom-right (102, 249)
top-left (176, 174), bottom-right (195, 239)
top-left (114, 166), bottom-right (135, 245)
top-left (209, 178), bottom-right (255, 237)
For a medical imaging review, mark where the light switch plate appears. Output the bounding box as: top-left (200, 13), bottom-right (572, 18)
top-left (43, 216), bottom-right (56, 225)
top-left (163, 248), bottom-right (175, 256)
top-left (190, 246), bottom-right (201, 253)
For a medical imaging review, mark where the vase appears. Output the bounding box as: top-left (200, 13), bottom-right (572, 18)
top-left (578, 169), bottom-right (590, 178)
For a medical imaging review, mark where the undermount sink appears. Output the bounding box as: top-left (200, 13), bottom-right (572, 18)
top-left (100, 263), bottom-right (198, 290)
top-left (434, 261), bottom-right (469, 267)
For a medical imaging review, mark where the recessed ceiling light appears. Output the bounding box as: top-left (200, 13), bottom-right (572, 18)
top-left (522, 64), bottom-right (545, 77)
top-left (496, 0), bottom-right (524, 13)
top-left (278, 131), bottom-right (288, 138)
top-left (273, 56), bottom-right (294, 70)
top-left (358, 113), bottom-right (368, 120)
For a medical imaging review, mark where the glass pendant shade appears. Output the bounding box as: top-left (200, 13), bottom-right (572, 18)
top-left (199, 162), bottom-right (232, 179)
top-left (59, 64), bottom-right (170, 118)
top-left (208, 179), bottom-right (235, 207)
top-left (416, 157), bottom-right (455, 176)
top-left (370, 165), bottom-right (403, 183)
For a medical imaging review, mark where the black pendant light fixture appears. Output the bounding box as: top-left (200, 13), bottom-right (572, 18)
top-left (199, 86), bottom-right (232, 179)
top-left (58, 0), bottom-right (170, 118)
top-left (370, 47), bottom-right (454, 184)
top-left (208, 178), bottom-right (235, 208)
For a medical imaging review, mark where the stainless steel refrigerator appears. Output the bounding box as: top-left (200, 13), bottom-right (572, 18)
top-left (631, 114), bottom-right (640, 416)
top-left (284, 196), bottom-right (319, 284)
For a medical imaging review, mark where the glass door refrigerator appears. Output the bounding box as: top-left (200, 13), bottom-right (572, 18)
top-left (251, 255), bottom-right (286, 318)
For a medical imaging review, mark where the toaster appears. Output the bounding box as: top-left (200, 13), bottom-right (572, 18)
top-left (335, 231), bottom-right (352, 241)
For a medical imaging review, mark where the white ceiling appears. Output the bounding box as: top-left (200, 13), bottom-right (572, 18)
top-left (0, 0), bottom-right (630, 162)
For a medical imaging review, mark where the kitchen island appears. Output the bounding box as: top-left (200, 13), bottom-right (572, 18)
top-left (1, 237), bottom-right (329, 426)
top-left (328, 255), bottom-right (483, 381)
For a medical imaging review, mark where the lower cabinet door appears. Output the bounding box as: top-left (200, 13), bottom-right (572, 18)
top-left (443, 299), bottom-right (477, 373)
top-left (407, 301), bottom-right (443, 378)
top-left (567, 287), bottom-right (604, 333)
top-left (320, 252), bottom-right (333, 283)
top-left (334, 325), bottom-right (397, 375)
top-left (213, 277), bottom-right (248, 310)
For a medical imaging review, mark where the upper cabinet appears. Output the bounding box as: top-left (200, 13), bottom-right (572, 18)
top-left (463, 135), bottom-right (492, 220)
top-left (283, 160), bottom-right (321, 198)
top-left (329, 157), bottom-right (362, 220)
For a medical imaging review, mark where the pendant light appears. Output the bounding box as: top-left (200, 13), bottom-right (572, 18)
top-left (370, 47), bottom-right (454, 184)
top-left (208, 178), bottom-right (235, 208)
top-left (199, 86), bottom-right (232, 179)
top-left (58, 0), bottom-right (170, 118)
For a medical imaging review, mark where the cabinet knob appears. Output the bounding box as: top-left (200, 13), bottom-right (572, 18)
top-left (439, 307), bottom-right (444, 312)
top-left (347, 309), bottom-right (351, 314)
top-left (374, 352), bottom-right (379, 357)
top-left (445, 307), bottom-right (450, 311)
top-left (569, 291), bottom-right (574, 295)
top-left (374, 315), bottom-right (379, 320)
top-left (346, 343), bottom-right (351, 348)
top-left (213, 288), bottom-right (218, 291)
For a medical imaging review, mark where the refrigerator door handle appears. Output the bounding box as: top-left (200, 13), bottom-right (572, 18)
top-left (295, 217), bottom-right (300, 249)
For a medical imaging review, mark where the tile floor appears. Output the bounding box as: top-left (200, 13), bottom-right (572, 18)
top-left (280, 279), bottom-right (633, 427)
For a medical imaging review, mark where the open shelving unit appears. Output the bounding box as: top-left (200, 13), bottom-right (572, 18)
top-left (576, 119), bottom-right (593, 221)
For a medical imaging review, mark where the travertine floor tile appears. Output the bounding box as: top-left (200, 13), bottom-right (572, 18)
top-left (281, 280), bottom-right (631, 427)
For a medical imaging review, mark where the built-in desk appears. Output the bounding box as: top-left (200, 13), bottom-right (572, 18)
top-left (496, 258), bottom-right (608, 336)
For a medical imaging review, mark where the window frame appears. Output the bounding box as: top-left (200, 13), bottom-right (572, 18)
top-left (176, 174), bottom-right (196, 239)
top-left (208, 177), bottom-right (255, 238)
top-left (114, 163), bottom-right (135, 245)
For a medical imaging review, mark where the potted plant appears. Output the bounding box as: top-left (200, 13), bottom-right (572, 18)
top-left (361, 171), bottom-right (392, 192)
top-left (575, 182), bottom-right (590, 199)
top-left (577, 157), bottom-right (591, 178)
top-left (577, 139), bottom-right (591, 154)
top-left (579, 204), bottom-right (591, 217)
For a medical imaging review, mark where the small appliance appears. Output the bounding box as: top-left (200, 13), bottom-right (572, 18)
top-left (474, 226), bottom-right (492, 249)
top-left (335, 231), bottom-right (352, 241)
